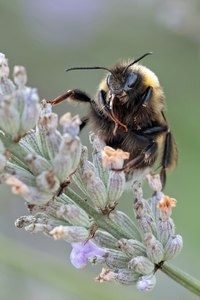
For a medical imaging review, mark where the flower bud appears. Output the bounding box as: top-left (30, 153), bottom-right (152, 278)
top-left (0, 53), bottom-right (9, 79)
top-left (109, 211), bottom-right (141, 240)
top-left (104, 250), bottom-right (129, 269)
top-left (56, 204), bottom-right (90, 227)
top-left (117, 239), bottom-right (146, 257)
top-left (36, 170), bottom-right (60, 193)
top-left (150, 191), bottom-right (164, 221)
top-left (90, 133), bottom-right (108, 186)
top-left (116, 269), bottom-right (140, 285)
top-left (72, 147), bottom-right (94, 195)
top-left (24, 186), bottom-right (52, 205)
top-left (164, 234), bottom-right (183, 261)
top-left (53, 134), bottom-right (81, 181)
top-left (83, 170), bottom-right (107, 209)
top-left (15, 215), bottom-right (36, 228)
top-left (94, 151), bottom-right (109, 187)
top-left (13, 66), bottom-right (27, 88)
top-left (144, 233), bottom-right (164, 264)
top-left (88, 255), bottom-right (106, 265)
top-left (50, 225), bottom-right (89, 243)
top-left (0, 94), bottom-right (20, 140)
top-left (60, 113), bottom-right (81, 138)
top-left (128, 256), bottom-right (154, 275)
top-left (25, 223), bottom-right (53, 233)
top-left (132, 181), bottom-right (143, 201)
top-left (15, 214), bottom-right (60, 234)
top-left (146, 173), bottom-right (162, 193)
top-left (40, 113), bottom-right (62, 160)
top-left (136, 215), bottom-right (156, 236)
top-left (6, 176), bottom-right (30, 196)
top-left (157, 218), bottom-right (175, 245)
top-left (6, 162), bottom-right (35, 186)
top-left (36, 113), bottom-right (59, 159)
top-left (45, 129), bottom-right (62, 160)
top-left (133, 198), bottom-right (152, 218)
top-left (72, 146), bottom-right (95, 195)
top-left (0, 88), bottom-right (40, 142)
top-left (0, 55), bottom-right (15, 94)
top-left (40, 99), bottom-right (52, 115)
top-left (93, 230), bottom-right (118, 250)
top-left (16, 88), bottom-right (40, 136)
top-left (25, 153), bottom-right (51, 175)
top-left (134, 198), bottom-right (157, 235)
top-left (136, 274), bottom-right (156, 292)
top-left (107, 171), bottom-right (125, 203)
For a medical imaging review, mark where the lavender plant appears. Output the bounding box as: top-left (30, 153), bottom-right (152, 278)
top-left (0, 53), bottom-right (199, 296)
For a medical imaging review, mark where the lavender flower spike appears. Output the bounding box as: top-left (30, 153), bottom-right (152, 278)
top-left (70, 240), bottom-right (105, 269)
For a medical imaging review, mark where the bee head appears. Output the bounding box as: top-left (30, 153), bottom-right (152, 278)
top-left (106, 71), bottom-right (138, 104)
top-left (107, 52), bottom-right (152, 105)
top-left (65, 52), bottom-right (152, 133)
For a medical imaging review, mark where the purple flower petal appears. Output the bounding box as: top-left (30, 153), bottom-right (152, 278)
top-left (70, 240), bottom-right (105, 269)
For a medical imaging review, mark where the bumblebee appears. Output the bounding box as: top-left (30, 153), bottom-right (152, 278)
top-left (49, 52), bottom-right (177, 189)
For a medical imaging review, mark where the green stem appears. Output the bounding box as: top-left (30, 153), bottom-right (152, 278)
top-left (161, 262), bottom-right (200, 297)
top-left (65, 188), bottom-right (132, 240)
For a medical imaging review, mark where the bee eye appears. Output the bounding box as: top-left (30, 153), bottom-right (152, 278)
top-left (127, 72), bottom-right (138, 88)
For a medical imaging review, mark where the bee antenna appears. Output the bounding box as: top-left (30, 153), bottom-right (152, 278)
top-left (123, 52), bottom-right (153, 75)
top-left (65, 66), bottom-right (116, 77)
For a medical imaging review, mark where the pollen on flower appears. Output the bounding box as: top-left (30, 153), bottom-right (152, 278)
top-left (6, 176), bottom-right (29, 195)
top-left (102, 146), bottom-right (130, 169)
top-left (50, 225), bottom-right (65, 240)
top-left (95, 268), bottom-right (116, 283)
top-left (157, 195), bottom-right (177, 219)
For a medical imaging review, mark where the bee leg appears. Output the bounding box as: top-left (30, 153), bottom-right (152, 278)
top-left (80, 116), bottom-right (89, 131)
top-left (48, 89), bottom-right (92, 105)
top-left (142, 125), bottom-right (168, 136)
top-left (140, 86), bottom-right (153, 107)
top-left (97, 90), bottom-right (112, 116)
top-left (160, 130), bottom-right (176, 189)
top-left (115, 140), bottom-right (158, 172)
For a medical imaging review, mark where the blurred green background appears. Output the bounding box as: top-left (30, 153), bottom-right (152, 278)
top-left (0, 1), bottom-right (200, 299)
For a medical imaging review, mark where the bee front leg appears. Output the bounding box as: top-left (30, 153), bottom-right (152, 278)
top-left (48, 89), bottom-right (92, 105)
top-left (97, 90), bottom-right (112, 117)
top-left (47, 90), bottom-right (91, 132)
top-left (80, 116), bottom-right (89, 131)
top-left (114, 140), bottom-right (158, 172)
top-left (140, 86), bottom-right (153, 107)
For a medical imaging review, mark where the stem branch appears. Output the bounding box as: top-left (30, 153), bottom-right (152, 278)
top-left (161, 262), bottom-right (200, 297)
top-left (65, 188), bottom-right (132, 240)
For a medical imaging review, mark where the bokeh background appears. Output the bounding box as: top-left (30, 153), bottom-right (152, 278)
top-left (0, 1), bottom-right (200, 299)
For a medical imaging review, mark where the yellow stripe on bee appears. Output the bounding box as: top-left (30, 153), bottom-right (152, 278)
top-left (99, 79), bottom-right (109, 92)
top-left (139, 66), bottom-right (160, 88)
